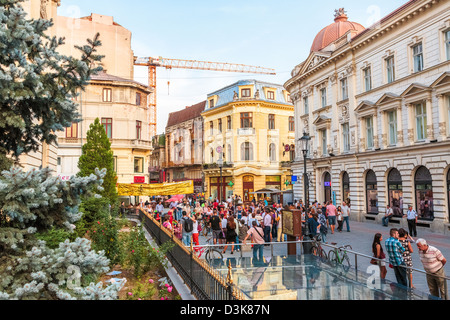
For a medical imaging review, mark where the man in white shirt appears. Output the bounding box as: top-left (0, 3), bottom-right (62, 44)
top-left (341, 201), bottom-right (351, 232)
top-left (382, 205), bottom-right (394, 227)
top-left (404, 205), bottom-right (418, 237)
top-left (417, 238), bottom-right (447, 300)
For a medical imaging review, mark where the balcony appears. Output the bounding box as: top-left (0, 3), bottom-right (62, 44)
top-left (203, 163), bottom-right (234, 170)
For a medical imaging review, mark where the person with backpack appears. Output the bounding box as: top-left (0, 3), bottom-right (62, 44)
top-left (181, 211), bottom-right (194, 247)
top-left (243, 220), bottom-right (266, 266)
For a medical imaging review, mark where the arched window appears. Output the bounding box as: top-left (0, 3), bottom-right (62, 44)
top-left (269, 143), bottom-right (276, 161)
top-left (415, 166), bottom-right (434, 220)
top-left (388, 168), bottom-right (403, 217)
top-left (241, 142), bottom-right (253, 161)
top-left (366, 170), bottom-right (378, 215)
top-left (227, 144), bottom-right (232, 163)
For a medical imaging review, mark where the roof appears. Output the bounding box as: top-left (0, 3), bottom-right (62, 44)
top-left (311, 11), bottom-right (365, 53)
top-left (89, 71), bottom-right (150, 90)
top-left (166, 101), bottom-right (206, 128)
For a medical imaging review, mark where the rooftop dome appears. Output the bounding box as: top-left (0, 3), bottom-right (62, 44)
top-left (311, 8), bottom-right (365, 53)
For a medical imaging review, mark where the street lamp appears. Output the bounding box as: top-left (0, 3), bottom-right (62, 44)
top-left (299, 132), bottom-right (311, 209)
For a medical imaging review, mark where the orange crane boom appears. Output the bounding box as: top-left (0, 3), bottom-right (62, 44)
top-left (134, 56), bottom-right (276, 137)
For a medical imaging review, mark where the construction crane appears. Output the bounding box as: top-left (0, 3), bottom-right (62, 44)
top-left (133, 56), bottom-right (277, 138)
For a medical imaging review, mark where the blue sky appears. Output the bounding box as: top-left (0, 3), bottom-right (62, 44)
top-left (58, 0), bottom-right (407, 134)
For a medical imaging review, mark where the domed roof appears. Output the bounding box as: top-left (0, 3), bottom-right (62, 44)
top-left (311, 9), bottom-right (365, 53)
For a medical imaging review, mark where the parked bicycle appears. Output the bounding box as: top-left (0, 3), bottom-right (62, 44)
top-left (196, 237), bottom-right (223, 264)
top-left (328, 244), bottom-right (352, 272)
top-left (310, 235), bottom-right (327, 262)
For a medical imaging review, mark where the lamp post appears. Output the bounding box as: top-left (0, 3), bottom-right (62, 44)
top-left (218, 155), bottom-right (223, 203)
top-left (299, 132), bottom-right (311, 209)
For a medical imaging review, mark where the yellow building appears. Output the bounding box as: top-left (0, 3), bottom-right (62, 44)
top-left (202, 80), bottom-right (295, 203)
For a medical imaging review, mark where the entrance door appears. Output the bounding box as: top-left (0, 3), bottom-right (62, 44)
top-left (324, 172), bottom-right (332, 203)
top-left (243, 176), bottom-right (255, 203)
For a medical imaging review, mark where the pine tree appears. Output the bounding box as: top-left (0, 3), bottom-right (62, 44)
top-left (0, 0), bottom-right (125, 300)
top-left (78, 118), bottom-right (118, 205)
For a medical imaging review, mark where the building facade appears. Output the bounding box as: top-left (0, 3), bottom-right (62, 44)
top-left (149, 134), bottom-right (166, 184)
top-left (285, 1), bottom-right (450, 233)
top-left (202, 80), bottom-right (295, 203)
top-left (164, 101), bottom-right (205, 193)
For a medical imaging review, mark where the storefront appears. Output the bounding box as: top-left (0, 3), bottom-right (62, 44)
top-left (210, 176), bottom-right (233, 201)
top-left (342, 171), bottom-right (350, 205)
top-left (414, 166), bottom-right (434, 220)
top-left (324, 172), bottom-right (332, 203)
top-left (388, 168), bottom-right (403, 217)
top-left (366, 170), bottom-right (378, 215)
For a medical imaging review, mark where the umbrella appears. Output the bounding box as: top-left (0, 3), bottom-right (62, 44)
top-left (165, 194), bottom-right (184, 202)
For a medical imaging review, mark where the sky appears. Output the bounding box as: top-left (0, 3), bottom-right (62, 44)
top-left (58, 0), bottom-right (408, 134)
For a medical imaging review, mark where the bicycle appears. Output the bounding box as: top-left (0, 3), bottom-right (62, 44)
top-left (310, 235), bottom-right (327, 262)
top-left (201, 216), bottom-right (211, 237)
top-left (196, 237), bottom-right (223, 263)
top-left (328, 244), bottom-right (352, 272)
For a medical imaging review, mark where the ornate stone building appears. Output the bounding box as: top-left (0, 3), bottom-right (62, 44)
top-left (285, 1), bottom-right (450, 233)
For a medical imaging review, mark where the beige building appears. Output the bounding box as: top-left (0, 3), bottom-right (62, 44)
top-left (202, 80), bottom-right (295, 203)
top-left (285, 1), bottom-right (450, 233)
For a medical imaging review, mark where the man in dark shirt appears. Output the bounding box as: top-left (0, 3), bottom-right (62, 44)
top-left (209, 209), bottom-right (222, 245)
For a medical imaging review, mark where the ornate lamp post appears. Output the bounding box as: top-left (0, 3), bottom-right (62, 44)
top-left (299, 132), bottom-right (311, 209)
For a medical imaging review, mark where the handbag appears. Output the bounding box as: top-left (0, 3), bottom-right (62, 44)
top-left (370, 258), bottom-right (378, 265)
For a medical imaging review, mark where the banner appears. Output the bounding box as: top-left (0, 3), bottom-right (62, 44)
top-left (117, 180), bottom-right (194, 196)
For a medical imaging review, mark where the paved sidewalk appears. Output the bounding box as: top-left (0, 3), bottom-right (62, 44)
top-left (197, 218), bottom-right (450, 298)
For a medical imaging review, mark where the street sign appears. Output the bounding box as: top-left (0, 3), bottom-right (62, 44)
top-left (216, 146), bottom-right (223, 154)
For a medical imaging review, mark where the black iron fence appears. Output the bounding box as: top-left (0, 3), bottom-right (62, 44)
top-left (138, 209), bottom-right (244, 300)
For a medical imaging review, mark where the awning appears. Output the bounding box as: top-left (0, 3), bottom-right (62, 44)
top-left (250, 188), bottom-right (283, 195)
top-left (117, 180), bottom-right (194, 197)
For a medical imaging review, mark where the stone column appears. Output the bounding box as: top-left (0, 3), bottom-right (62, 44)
top-left (437, 94), bottom-right (448, 141)
top-left (425, 98), bottom-right (435, 141)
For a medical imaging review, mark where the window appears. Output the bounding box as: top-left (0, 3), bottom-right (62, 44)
top-left (366, 117), bottom-right (374, 149)
top-left (136, 92), bottom-right (141, 106)
top-left (101, 118), bottom-right (112, 139)
top-left (415, 102), bottom-right (427, 141)
top-left (136, 121), bottom-right (142, 140)
top-left (209, 98), bottom-right (215, 108)
top-left (134, 157), bottom-right (144, 173)
top-left (218, 119), bottom-right (222, 133)
top-left (227, 144), bottom-right (232, 162)
top-left (388, 168), bottom-right (403, 217)
top-left (303, 97), bottom-right (309, 114)
top-left (386, 56), bottom-right (395, 83)
top-left (448, 95), bottom-right (450, 134)
top-left (227, 116), bottom-right (232, 130)
top-left (412, 43), bottom-right (424, 73)
top-left (446, 30), bottom-right (450, 61)
top-left (66, 123), bottom-right (78, 138)
top-left (364, 67), bottom-right (372, 92)
top-left (269, 143), bottom-right (276, 161)
top-left (388, 111), bottom-right (397, 145)
top-left (415, 166), bottom-right (434, 220)
top-left (268, 114), bottom-right (275, 130)
top-left (341, 78), bottom-right (348, 100)
top-left (342, 123), bottom-right (350, 152)
top-left (241, 88), bottom-right (251, 98)
top-left (210, 121), bottom-right (214, 136)
top-left (241, 142), bottom-right (253, 161)
top-left (320, 88), bottom-right (327, 108)
top-left (267, 91), bottom-right (275, 100)
top-left (366, 170), bottom-right (378, 215)
top-left (342, 172), bottom-right (350, 203)
top-left (321, 129), bottom-right (327, 156)
top-left (102, 88), bottom-right (112, 102)
top-left (240, 113), bottom-right (253, 128)
top-left (289, 116), bottom-right (295, 132)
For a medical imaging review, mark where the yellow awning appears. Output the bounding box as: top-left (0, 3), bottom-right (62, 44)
top-left (117, 180), bottom-right (194, 196)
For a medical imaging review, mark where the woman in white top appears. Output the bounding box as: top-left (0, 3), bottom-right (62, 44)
top-left (191, 215), bottom-right (199, 250)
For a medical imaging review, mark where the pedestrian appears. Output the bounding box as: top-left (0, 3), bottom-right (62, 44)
top-left (307, 213), bottom-right (320, 239)
top-left (398, 228), bottom-right (415, 288)
top-left (191, 214), bottom-right (199, 251)
top-left (238, 219), bottom-right (249, 249)
top-left (404, 205), bottom-right (418, 237)
top-left (223, 216), bottom-right (237, 254)
top-left (181, 211), bottom-right (193, 247)
top-left (326, 201), bottom-right (337, 234)
top-left (341, 201), bottom-right (351, 232)
top-left (243, 220), bottom-right (265, 266)
top-left (220, 213), bottom-right (227, 245)
top-left (209, 209), bottom-right (222, 246)
top-left (385, 228), bottom-right (408, 287)
top-left (336, 206), bottom-right (343, 232)
top-left (416, 238), bottom-right (448, 300)
top-left (318, 210), bottom-right (328, 244)
top-left (262, 208), bottom-right (272, 245)
top-left (382, 204), bottom-right (394, 227)
top-left (372, 233), bottom-right (387, 279)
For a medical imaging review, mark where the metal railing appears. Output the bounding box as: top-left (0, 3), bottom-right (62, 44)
top-left (137, 209), bottom-right (244, 300)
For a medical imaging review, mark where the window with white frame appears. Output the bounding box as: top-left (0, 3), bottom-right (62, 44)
top-left (388, 110), bottom-right (398, 145)
top-left (342, 123), bottom-right (350, 152)
top-left (320, 88), bottom-right (327, 108)
top-left (366, 117), bottom-right (374, 149)
top-left (415, 102), bottom-right (427, 141)
top-left (321, 129), bottom-right (327, 155)
top-left (364, 67), bottom-right (372, 92)
top-left (241, 142), bottom-right (254, 161)
top-left (446, 30), bottom-right (450, 61)
top-left (304, 96), bottom-right (309, 114)
top-left (447, 95), bottom-right (450, 134)
top-left (269, 143), bottom-right (276, 161)
top-left (386, 56), bottom-right (395, 83)
top-left (341, 78), bottom-right (348, 100)
top-left (412, 43), bottom-right (424, 73)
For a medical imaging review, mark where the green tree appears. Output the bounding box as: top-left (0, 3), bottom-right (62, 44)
top-left (78, 118), bottom-right (118, 205)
